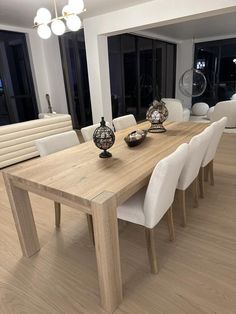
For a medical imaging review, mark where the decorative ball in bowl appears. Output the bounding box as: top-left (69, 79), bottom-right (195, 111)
top-left (124, 129), bottom-right (147, 147)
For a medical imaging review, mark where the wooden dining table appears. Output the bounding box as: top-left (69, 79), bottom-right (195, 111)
top-left (3, 121), bottom-right (208, 313)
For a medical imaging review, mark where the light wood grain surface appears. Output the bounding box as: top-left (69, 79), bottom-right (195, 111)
top-left (4, 121), bottom-right (208, 208)
top-left (0, 133), bottom-right (235, 313)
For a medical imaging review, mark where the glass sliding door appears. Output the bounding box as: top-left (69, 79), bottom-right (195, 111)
top-left (108, 34), bottom-right (176, 121)
top-left (0, 30), bottom-right (38, 125)
top-left (138, 36), bottom-right (153, 119)
top-left (194, 38), bottom-right (236, 106)
top-left (122, 34), bottom-right (138, 117)
top-left (59, 30), bottom-right (92, 129)
top-left (194, 45), bottom-right (219, 107)
top-left (108, 35), bottom-right (124, 118)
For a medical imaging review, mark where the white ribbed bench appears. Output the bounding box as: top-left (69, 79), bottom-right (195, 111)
top-left (0, 114), bottom-right (73, 168)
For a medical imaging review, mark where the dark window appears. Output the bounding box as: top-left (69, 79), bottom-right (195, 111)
top-left (0, 30), bottom-right (38, 126)
top-left (108, 34), bottom-right (176, 121)
top-left (194, 38), bottom-right (236, 106)
top-left (59, 30), bottom-right (92, 129)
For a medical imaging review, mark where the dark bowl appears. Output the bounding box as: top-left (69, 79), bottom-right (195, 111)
top-left (124, 130), bottom-right (147, 147)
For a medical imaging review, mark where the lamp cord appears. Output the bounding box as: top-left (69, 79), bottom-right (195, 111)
top-left (53, 0), bottom-right (58, 18)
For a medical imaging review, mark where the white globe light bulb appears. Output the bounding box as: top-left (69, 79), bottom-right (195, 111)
top-left (62, 4), bottom-right (73, 17)
top-left (34, 16), bottom-right (40, 26)
top-left (37, 24), bottom-right (51, 39)
top-left (51, 19), bottom-right (66, 36)
top-left (36, 8), bottom-right (51, 24)
top-left (68, 0), bottom-right (84, 14)
top-left (66, 15), bottom-right (81, 31)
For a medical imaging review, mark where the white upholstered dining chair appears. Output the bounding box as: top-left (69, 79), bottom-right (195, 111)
top-left (35, 130), bottom-right (79, 157)
top-left (81, 122), bottom-right (111, 142)
top-left (161, 98), bottom-right (190, 122)
top-left (208, 100), bottom-right (236, 128)
top-left (117, 143), bottom-right (188, 274)
top-left (112, 114), bottom-right (137, 131)
top-left (35, 131), bottom-right (94, 242)
top-left (35, 131), bottom-right (80, 228)
top-left (177, 126), bottom-right (213, 226)
top-left (199, 117), bottom-right (227, 198)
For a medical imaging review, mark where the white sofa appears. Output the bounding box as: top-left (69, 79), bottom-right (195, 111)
top-left (207, 100), bottom-right (236, 128)
top-left (0, 114), bottom-right (73, 168)
top-left (161, 98), bottom-right (190, 122)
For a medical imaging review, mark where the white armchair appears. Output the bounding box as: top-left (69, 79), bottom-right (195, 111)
top-left (208, 100), bottom-right (236, 128)
top-left (161, 98), bottom-right (190, 122)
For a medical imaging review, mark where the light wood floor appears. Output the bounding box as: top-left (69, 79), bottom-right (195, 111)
top-left (0, 134), bottom-right (235, 314)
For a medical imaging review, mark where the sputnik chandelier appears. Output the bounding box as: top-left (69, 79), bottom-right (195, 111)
top-left (34, 0), bottom-right (85, 39)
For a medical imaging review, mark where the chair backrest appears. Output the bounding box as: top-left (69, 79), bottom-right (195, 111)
top-left (81, 122), bottom-right (111, 142)
top-left (143, 143), bottom-right (188, 229)
top-left (202, 117), bottom-right (227, 167)
top-left (35, 130), bottom-right (79, 157)
top-left (177, 125), bottom-right (213, 191)
top-left (112, 114), bottom-right (137, 131)
top-left (211, 100), bottom-right (236, 128)
top-left (161, 98), bottom-right (184, 122)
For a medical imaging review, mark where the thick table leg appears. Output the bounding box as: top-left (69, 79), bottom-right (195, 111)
top-left (3, 174), bottom-right (40, 257)
top-left (91, 191), bottom-right (122, 313)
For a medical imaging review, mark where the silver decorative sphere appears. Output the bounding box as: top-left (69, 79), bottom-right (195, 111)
top-left (179, 68), bottom-right (207, 97)
top-left (93, 117), bottom-right (115, 158)
top-left (146, 100), bottom-right (168, 133)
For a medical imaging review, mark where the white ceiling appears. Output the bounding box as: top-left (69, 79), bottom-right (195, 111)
top-left (0, 0), bottom-right (151, 28)
top-left (145, 11), bottom-right (236, 40)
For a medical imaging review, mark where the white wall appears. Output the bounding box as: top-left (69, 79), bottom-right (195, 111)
top-left (83, 0), bottom-right (236, 123)
top-left (175, 40), bottom-right (194, 109)
top-left (0, 24), bottom-right (67, 114)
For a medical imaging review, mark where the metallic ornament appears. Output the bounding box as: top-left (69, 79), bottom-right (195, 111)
top-left (93, 117), bottom-right (115, 158)
top-left (146, 100), bottom-right (168, 133)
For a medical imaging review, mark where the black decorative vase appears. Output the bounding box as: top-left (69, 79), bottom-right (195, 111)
top-left (93, 117), bottom-right (115, 158)
top-left (146, 100), bottom-right (168, 133)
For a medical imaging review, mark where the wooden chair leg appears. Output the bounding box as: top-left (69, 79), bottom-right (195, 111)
top-left (54, 202), bottom-right (61, 228)
top-left (199, 167), bottom-right (204, 198)
top-left (145, 228), bottom-right (158, 274)
top-left (87, 214), bottom-right (95, 245)
top-left (166, 206), bottom-right (175, 241)
top-left (204, 164), bottom-right (209, 182)
top-left (179, 190), bottom-right (186, 227)
top-left (209, 160), bottom-right (214, 186)
top-left (192, 178), bottom-right (199, 208)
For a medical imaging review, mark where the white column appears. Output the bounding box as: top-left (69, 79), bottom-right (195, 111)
top-left (175, 39), bottom-right (194, 109)
top-left (84, 30), bottom-right (112, 124)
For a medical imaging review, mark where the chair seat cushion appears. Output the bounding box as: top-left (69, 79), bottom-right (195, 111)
top-left (117, 187), bottom-right (146, 226)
